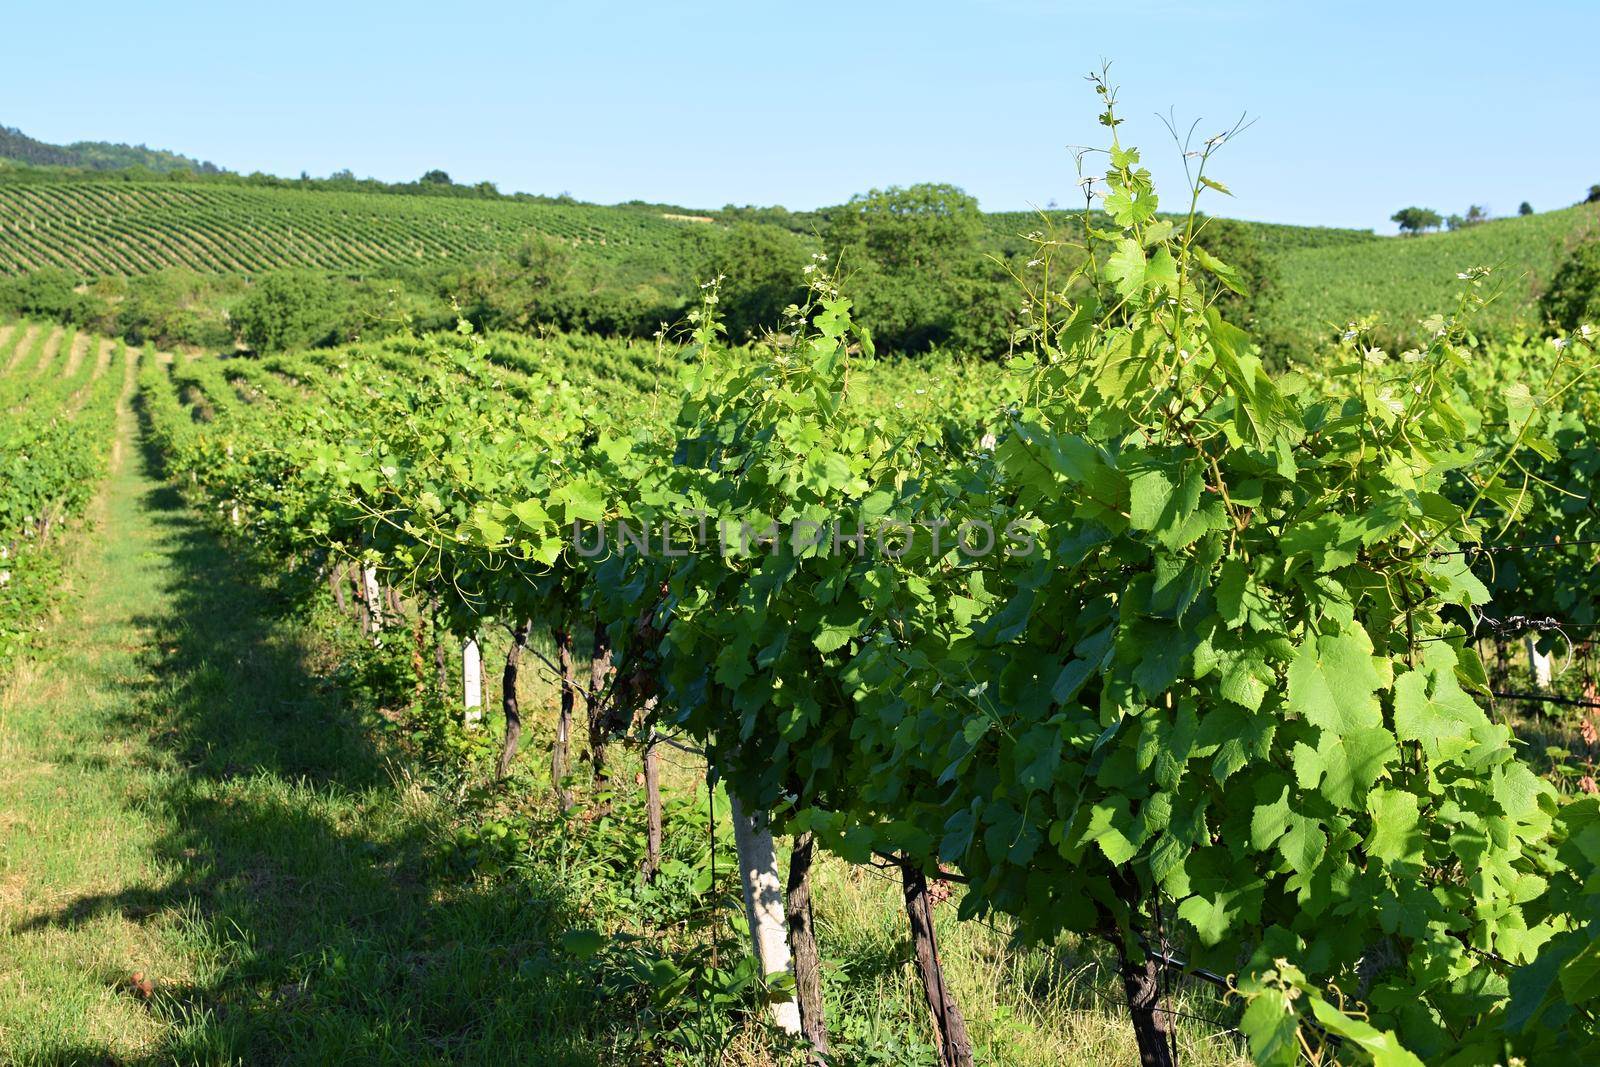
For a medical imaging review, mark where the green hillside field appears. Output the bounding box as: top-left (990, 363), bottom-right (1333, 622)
top-left (0, 180), bottom-right (711, 276)
top-left (1259, 203), bottom-right (1600, 349)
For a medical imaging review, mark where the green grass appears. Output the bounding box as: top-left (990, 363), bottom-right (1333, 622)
top-left (0, 383), bottom-right (605, 1063)
top-left (1259, 203), bottom-right (1600, 350)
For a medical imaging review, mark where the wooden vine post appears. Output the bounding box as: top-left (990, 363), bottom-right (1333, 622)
top-left (430, 598), bottom-right (448, 700)
top-left (899, 860), bottom-right (973, 1067)
top-left (327, 561), bottom-right (347, 613)
top-left (642, 729), bottom-right (663, 883)
top-left (498, 621), bottom-right (530, 777)
top-left (785, 832), bottom-right (830, 1060)
top-left (353, 572), bottom-right (371, 634)
top-left (551, 625), bottom-right (576, 808)
top-left (362, 564), bottom-right (383, 643)
top-left (1526, 633), bottom-right (1554, 690)
top-left (587, 619), bottom-right (614, 805)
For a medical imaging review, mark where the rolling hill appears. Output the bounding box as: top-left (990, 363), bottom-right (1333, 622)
top-left (0, 123), bottom-right (222, 174)
top-left (1257, 203), bottom-right (1599, 348)
top-left (0, 181), bottom-right (708, 276)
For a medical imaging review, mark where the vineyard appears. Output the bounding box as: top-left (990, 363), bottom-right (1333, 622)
top-left (7, 92), bottom-right (1600, 1067)
top-left (0, 318), bottom-right (126, 656)
top-left (1260, 203), bottom-right (1600, 351)
top-left (0, 181), bottom-right (707, 276)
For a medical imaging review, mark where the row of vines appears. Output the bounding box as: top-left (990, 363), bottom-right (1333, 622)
top-left (0, 319), bottom-right (124, 657)
top-left (0, 182), bottom-right (702, 276)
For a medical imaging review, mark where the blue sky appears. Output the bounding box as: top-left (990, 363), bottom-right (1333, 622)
top-left (5, 1), bottom-right (1597, 231)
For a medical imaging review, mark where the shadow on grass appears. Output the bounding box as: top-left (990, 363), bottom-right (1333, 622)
top-left (12, 420), bottom-right (637, 1066)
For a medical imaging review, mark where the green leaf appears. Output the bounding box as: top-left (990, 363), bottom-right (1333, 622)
top-left (1144, 246), bottom-right (1179, 292)
top-left (1365, 788), bottom-right (1424, 865)
top-left (1205, 307), bottom-right (1284, 448)
top-left (510, 498), bottom-right (549, 529)
top-left (553, 480), bottom-right (606, 524)
top-left (813, 297), bottom-right (853, 339)
top-left (471, 511), bottom-right (507, 546)
top-left (1015, 725), bottom-right (1063, 794)
top-left (1559, 940), bottom-right (1600, 1006)
top-left (1177, 886), bottom-right (1254, 946)
top-left (1239, 989), bottom-right (1299, 1067)
top-left (1292, 727), bottom-right (1396, 809)
top-left (1127, 466), bottom-right (1175, 531)
top-left (1103, 184), bottom-right (1157, 227)
top-left (1249, 778), bottom-right (1326, 875)
top-left (1250, 782), bottom-right (1292, 854)
top-left (1218, 646), bottom-right (1274, 711)
top-left (1105, 239), bottom-right (1147, 302)
top-left (1306, 997), bottom-right (1425, 1066)
top-left (1196, 705), bottom-right (1275, 783)
top-left (560, 929), bottom-right (607, 958)
top-left (1392, 660), bottom-right (1481, 762)
top-left (1193, 245), bottom-right (1246, 295)
top-left (805, 451), bottom-right (853, 493)
top-left (1052, 658), bottom-right (1096, 704)
top-left (1082, 799), bottom-right (1138, 865)
top-left (813, 626), bottom-right (854, 654)
top-left (1288, 630), bottom-right (1382, 734)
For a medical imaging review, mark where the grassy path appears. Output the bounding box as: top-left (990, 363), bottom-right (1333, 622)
top-left (0, 363), bottom-right (593, 1066)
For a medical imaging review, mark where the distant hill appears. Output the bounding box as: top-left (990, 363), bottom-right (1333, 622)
top-left (1257, 204), bottom-right (1600, 352)
top-left (1, 118), bottom-right (1594, 355)
top-left (0, 124), bottom-right (223, 175)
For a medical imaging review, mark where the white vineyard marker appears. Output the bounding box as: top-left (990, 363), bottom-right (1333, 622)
top-left (463, 636), bottom-right (483, 725)
top-left (362, 565), bottom-right (383, 644)
top-left (728, 792), bottom-right (801, 1034)
top-left (1526, 634), bottom-right (1553, 690)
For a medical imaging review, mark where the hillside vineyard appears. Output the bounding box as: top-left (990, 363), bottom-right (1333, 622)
top-left (6, 81), bottom-right (1600, 1067)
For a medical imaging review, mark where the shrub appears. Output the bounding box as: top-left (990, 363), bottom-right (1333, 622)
top-left (1541, 232), bottom-right (1600, 331)
top-left (0, 268), bottom-right (102, 326)
top-left (118, 269), bottom-right (237, 348)
top-left (704, 223), bottom-right (812, 340)
top-left (232, 270), bottom-right (350, 353)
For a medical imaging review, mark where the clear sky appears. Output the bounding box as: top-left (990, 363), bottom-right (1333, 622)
top-left (5, 1), bottom-right (1597, 231)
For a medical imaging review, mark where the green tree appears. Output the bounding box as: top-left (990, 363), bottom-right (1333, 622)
top-left (1519, 201), bottom-right (1534, 216)
top-left (420, 169), bottom-right (452, 186)
top-left (1586, 185), bottom-right (1600, 204)
top-left (232, 271), bottom-right (348, 353)
top-left (822, 183), bottom-right (1013, 354)
top-left (705, 222), bottom-right (812, 340)
top-left (1391, 206), bottom-right (1443, 235)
